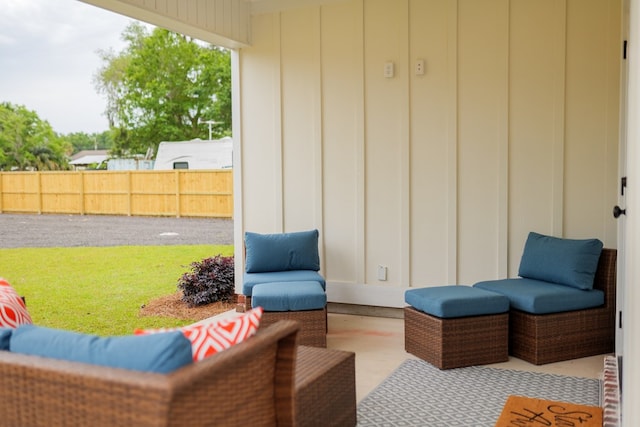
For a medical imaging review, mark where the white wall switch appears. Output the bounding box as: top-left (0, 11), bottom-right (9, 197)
top-left (415, 59), bottom-right (425, 75)
top-left (384, 61), bottom-right (394, 78)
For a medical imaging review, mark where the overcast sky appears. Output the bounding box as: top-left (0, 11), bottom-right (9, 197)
top-left (0, 0), bottom-right (137, 134)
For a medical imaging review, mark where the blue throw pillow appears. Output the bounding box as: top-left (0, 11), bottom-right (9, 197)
top-left (10, 325), bottom-right (193, 374)
top-left (0, 327), bottom-right (12, 350)
top-left (518, 232), bottom-right (603, 290)
top-left (245, 229), bottom-right (320, 273)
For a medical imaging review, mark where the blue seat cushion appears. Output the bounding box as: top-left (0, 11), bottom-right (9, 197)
top-left (518, 232), bottom-right (603, 290)
top-left (474, 278), bottom-right (605, 314)
top-left (245, 230), bottom-right (320, 273)
top-left (243, 270), bottom-right (326, 296)
top-left (404, 285), bottom-right (509, 319)
top-left (10, 325), bottom-right (193, 374)
top-left (251, 281), bottom-right (327, 311)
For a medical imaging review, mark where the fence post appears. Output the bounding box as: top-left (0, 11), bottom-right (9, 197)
top-left (79, 171), bottom-right (85, 215)
top-left (128, 171), bottom-right (132, 216)
top-left (175, 170), bottom-right (181, 218)
top-left (37, 172), bottom-right (43, 214)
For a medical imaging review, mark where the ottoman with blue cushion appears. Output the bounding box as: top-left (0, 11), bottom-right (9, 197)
top-left (252, 281), bottom-right (327, 348)
top-left (404, 285), bottom-right (509, 369)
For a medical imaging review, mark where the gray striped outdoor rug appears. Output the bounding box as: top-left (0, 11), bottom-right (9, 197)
top-left (357, 359), bottom-right (601, 426)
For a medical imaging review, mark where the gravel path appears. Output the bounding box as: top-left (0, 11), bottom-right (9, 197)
top-left (0, 213), bottom-right (234, 248)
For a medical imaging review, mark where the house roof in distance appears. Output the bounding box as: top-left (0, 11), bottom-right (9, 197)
top-left (69, 150), bottom-right (110, 165)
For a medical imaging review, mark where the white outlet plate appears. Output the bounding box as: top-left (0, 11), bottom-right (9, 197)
top-left (377, 265), bottom-right (387, 281)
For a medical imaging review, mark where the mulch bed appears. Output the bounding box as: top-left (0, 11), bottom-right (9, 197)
top-left (139, 292), bottom-right (237, 321)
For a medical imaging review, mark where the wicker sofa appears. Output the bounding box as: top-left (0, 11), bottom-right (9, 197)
top-left (0, 320), bottom-right (300, 427)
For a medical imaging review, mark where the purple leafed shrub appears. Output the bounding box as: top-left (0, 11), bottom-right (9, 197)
top-left (177, 255), bottom-right (235, 307)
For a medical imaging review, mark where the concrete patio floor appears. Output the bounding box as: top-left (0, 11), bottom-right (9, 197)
top-left (326, 312), bottom-right (606, 402)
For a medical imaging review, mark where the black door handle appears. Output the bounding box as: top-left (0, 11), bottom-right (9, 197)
top-left (613, 205), bottom-right (626, 218)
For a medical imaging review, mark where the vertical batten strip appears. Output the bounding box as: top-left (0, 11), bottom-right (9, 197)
top-left (497, 0), bottom-right (510, 278)
top-left (355, 0), bottom-right (367, 285)
top-left (447, 0), bottom-right (458, 284)
top-left (275, 12), bottom-right (284, 232)
top-left (552, 0), bottom-right (567, 237)
top-left (312, 6), bottom-right (325, 271)
top-left (401, 0), bottom-right (411, 287)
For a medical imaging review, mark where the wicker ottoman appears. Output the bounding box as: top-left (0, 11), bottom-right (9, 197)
top-left (404, 286), bottom-right (509, 369)
top-left (296, 346), bottom-right (356, 427)
top-left (253, 281), bottom-right (328, 347)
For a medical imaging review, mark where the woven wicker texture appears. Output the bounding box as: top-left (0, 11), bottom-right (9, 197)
top-left (295, 346), bottom-right (356, 427)
top-left (509, 248), bottom-right (617, 365)
top-left (240, 296), bottom-right (327, 348)
top-left (0, 321), bottom-right (299, 427)
top-left (404, 307), bottom-right (509, 369)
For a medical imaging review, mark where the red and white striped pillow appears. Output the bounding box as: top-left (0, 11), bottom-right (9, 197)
top-left (0, 277), bottom-right (33, 328)
top-left (135, 307), bottom-right (263, 361)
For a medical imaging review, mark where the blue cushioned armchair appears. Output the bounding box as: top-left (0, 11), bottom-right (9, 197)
top-left (473, 232), bottom-right (617, 365)
top-left (237, 230), bottom-right (328, 347)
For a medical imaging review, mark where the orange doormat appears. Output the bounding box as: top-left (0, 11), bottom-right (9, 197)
top-left (495, 395), bottom-right (602, 427)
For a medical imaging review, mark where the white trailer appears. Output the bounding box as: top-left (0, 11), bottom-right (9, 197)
top-left (153, 137), bottom-right (233, 170)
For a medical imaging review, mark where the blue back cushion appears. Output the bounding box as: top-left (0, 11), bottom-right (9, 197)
top-left (10, 325), bottom-right (193, 374)
top-left (518, 232), bottom-right (603, 290)
top-left (245, 229), bottom-right (320, 273)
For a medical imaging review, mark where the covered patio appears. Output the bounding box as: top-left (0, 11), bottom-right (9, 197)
top-left (80, 0), bottom-right (640, 424)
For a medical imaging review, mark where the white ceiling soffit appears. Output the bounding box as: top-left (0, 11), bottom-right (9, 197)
top-left (79, 0), bottom-right (251, 49)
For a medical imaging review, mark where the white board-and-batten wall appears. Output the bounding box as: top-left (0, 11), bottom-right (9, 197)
top-left (238, 0), bottom-right (621, 307)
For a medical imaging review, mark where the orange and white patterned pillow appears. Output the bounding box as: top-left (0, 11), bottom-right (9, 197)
top-left (135, 307), bottom-right (263, 361)
top-left (0, 277), bottom-right (33, 328)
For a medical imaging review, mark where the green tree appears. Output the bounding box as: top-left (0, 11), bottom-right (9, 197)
top-left (0, 102), bottom-right (71, 171)
top-left (94, 23), bottom-right (231, 156)
top-left (63, 131), bottom-right (114, 153)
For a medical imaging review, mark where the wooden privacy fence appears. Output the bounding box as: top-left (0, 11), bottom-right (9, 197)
top-left (0, 170), bottom-right (233, 218)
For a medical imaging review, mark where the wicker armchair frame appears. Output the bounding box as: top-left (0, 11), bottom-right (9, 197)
top-left (0, 321), bottom-right (300, 427)
top-left (295, 346), bottom-right (356, 427)
top-left (509, 248), bottom-right (617, 365)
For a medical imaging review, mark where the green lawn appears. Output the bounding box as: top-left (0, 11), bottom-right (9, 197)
top-left (0, 245), bottom-right (234, 336)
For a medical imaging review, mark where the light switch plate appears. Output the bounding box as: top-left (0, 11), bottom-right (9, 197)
top-left (384, 62), bottom-right (394, 78)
